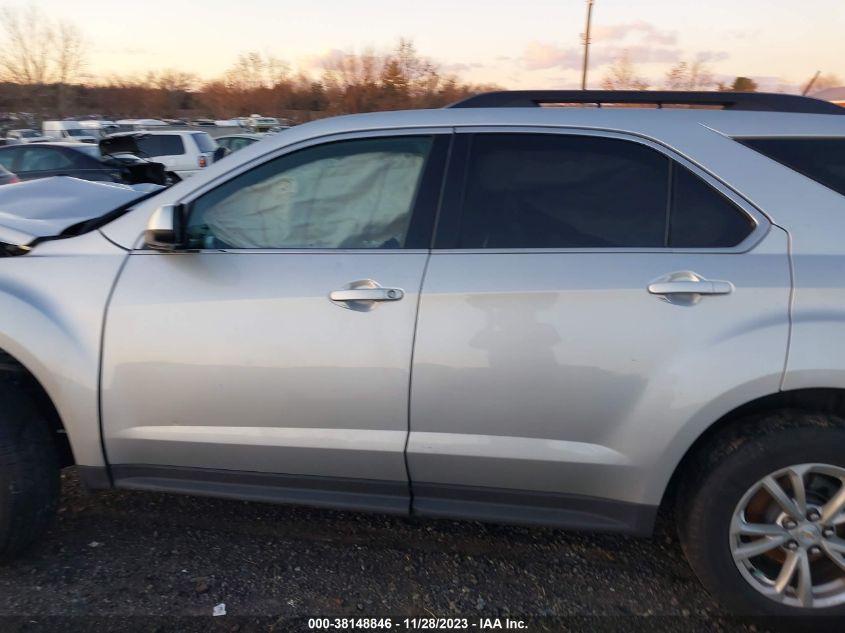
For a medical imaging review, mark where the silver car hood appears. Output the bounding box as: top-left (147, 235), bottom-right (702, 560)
top-left (0, 177), bottom-right (161, 250)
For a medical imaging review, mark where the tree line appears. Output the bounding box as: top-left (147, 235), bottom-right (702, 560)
top-left (1, 6), bottom-right (840, 122)
top-left (0, 8), bottom-right (495, 121)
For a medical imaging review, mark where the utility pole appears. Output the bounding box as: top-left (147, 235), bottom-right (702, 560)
top-left (802, 70), bottom-right (821, 96)
top-left (581, 0), bottom-right (595, 90)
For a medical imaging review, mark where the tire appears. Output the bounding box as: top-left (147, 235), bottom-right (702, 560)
top-left (678, 409), bottom-right (845, 616)
top-left (0, 381), bottom-right (60, 562)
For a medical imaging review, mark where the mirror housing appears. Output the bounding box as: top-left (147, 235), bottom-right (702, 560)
top-left (144, 204), bottom-right (185, 251)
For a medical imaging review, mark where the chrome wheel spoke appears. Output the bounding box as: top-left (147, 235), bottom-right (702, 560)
top-left (821, 539), bottom-right (845, 573)
top-left (786, 466), bottom-right (809, 516)
top-left (795, 550), bottom-right (814, 608)
top-left (762, 475), bottom-right (803, 520)
top-left (822, 537), bottom-right (845, 555)
top-left (774, 550), bottom-right (800, 594)
top-left (732, 535), bottom-right (788, 560)
top-left (735, 522), bottom-right (788, 538)
top-left (820, 485), bottom-right (845, 526)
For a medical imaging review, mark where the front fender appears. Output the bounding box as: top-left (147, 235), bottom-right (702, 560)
top-left (0, 231), bottom-right (128, 467)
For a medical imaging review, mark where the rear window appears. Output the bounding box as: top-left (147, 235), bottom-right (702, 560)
top-left (737, 137), bottom-right (845, 197)
top-left (136, 134), bottom-right (185, 157)
top-left (192, 133), bottom-right (217, 153)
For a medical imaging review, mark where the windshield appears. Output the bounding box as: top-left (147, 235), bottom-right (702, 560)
top-left (66, 129), bottom-right (92, 137)
top-left (16, 130), bottom-right (40, 138)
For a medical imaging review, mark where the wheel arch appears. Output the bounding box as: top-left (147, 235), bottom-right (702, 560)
top-left (660, 388), bottom-right (845, 516)
top-left (0, 347), bottom-right (73, 467)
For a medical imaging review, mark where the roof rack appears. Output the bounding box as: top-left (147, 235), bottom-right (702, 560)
top-left (447, 90), bottom-right (845, 115)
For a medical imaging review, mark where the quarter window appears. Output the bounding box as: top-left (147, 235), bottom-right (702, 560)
top-left (455, 133), bottom-right (755, 249)
top-left (669, 163), bottom-right (756, 248)
top-left (736, 137), bottom-right (845, 197)
top-left (187, 136), bottom-right (433, 249)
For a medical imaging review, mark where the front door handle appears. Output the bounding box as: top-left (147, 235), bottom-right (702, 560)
top-left (329, 279), bottom-right (404, 311)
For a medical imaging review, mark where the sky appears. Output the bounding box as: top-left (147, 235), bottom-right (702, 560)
top-left (3, 0), bottom-right (844, 92)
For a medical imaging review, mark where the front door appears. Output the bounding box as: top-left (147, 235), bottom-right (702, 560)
top-left (101, 132), bottom-right (448, 510)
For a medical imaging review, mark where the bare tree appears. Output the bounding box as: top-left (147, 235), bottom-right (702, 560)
top-left (0, 6), bottom-right (87, 113)
top-left (601, 53), bottom-right (648, 90)
top-left (664, 60), bottom-right (715, 90)
top-left (0, 6), bottom-right (54, 85)
top-left (53, 20), bottom-right (87, 84)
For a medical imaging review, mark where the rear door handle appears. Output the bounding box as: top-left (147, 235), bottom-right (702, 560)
top-left (330, 288), bottom-right (404, 302)
top-left (647, 271), bottom-right (734, 305)
top-left (330, 279), bottom-right (404, 311)
top-left (647, 280), bottom-right (734, 295)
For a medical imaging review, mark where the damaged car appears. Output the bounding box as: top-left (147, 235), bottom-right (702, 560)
top-left (1, 91), bottom-right (845, 618)
top-left (0, 139), bottom-right (173, 186)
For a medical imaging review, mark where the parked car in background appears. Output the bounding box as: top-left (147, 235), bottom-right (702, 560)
top-left (0, 142), bottom-right (167, 185)
top-left (103, 131), bottom-right (220, 178)
top-left (190, 119), bottom-right (215, 127)
top-left (215, 133), bottom-right (263, 154)
top-left (115, 119), bottom-right (169, 130)
top-left (78, 120), bottom-right (120, 140)
top-left (6, 129), bottom-right (50, 144)
top-left (247, 114), bottom-right (280, 132)
top-left (42, 121), bottom-right (98, 144)
top-left (0, 163), bottom-right (19, 185)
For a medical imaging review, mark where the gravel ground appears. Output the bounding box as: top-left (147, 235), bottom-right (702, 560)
top-left (0, 468), bottom-right (785, 633)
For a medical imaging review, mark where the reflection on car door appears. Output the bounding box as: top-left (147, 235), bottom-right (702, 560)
top-left (101, 132), bottom-right (448, 513)
top-left (407, 130), bottom-right (790, 532)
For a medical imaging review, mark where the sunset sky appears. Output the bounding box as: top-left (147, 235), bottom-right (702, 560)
top-left (4, 0), bottom-right (844, 92)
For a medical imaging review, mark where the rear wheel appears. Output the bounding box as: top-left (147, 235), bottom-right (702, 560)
top-left (678, 410), bottom-right (845, 615)
top-left (0, 382), bottom-right (60, 562)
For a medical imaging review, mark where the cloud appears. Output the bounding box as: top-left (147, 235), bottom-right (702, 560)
top-left (522, 42), bottom-right (582, 70)
top-left (592, 21), bottom-right (677, 46)
top-left (695, 50), bottom-right (731, 63)
top-left (593, 45), bottom-right (682, 65)
top-left (521, 41), bottom-right (682, 71)
top-left (441, 62), bottom-right (485, 73)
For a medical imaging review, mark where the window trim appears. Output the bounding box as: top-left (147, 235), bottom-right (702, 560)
top-left (167, 128), bottom-right (452, 253)
top-left (432, 126), bottom-right (769, 254)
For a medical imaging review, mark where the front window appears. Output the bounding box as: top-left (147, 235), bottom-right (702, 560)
top-left (187, 136), bottom-right (433, 250)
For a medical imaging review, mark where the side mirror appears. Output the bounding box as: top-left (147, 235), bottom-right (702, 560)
top-left (144, 204), bottom-right (185, 251)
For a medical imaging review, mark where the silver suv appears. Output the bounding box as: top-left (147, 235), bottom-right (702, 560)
top-left (1, 91), bottom-right (845, 616)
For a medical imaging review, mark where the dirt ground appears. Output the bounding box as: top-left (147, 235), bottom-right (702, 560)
top-left (0, 468), bottom-right (787, 633)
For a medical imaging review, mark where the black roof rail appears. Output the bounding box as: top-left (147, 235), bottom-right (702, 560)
top-left (446, 90), bottom-right (845, 115)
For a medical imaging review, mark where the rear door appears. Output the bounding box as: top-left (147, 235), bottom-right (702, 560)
top-left (408, 129), bottom-right (790, 528)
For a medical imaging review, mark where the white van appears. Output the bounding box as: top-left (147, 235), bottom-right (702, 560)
top-left (42, 121), bottom-right (98, 144)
